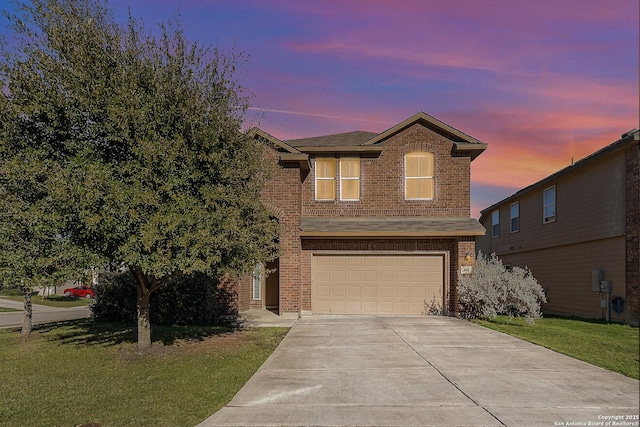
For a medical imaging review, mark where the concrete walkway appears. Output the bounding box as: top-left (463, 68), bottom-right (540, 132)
top-left (199, 315), bottom-right (639, 427)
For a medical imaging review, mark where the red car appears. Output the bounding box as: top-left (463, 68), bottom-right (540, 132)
top-left (63, 286), bottom-right (95, 299)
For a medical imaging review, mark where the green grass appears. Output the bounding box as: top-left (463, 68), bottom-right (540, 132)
top-left (0, 306), bottom-right (20, 312)
top-left (475, 315), bottom-right (640, 379)
top-left (0, 294), bottom-right (92, 307)
top-left (0, 319), bottom-right (288, 427)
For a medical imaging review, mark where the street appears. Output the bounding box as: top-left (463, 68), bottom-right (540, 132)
top-left (0, 297), bottom-right (91, 329)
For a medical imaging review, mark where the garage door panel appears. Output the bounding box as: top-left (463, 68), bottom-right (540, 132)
top-left (346, 257), bottom-right (363, 268)
top-left (362, 301), bottom-right (377, 312)
top-left (395, 286), bottom-right (410, 297)
top-left (410, 301), bottom-right (425, 313)
top-left (378, 285), bottom-right (394, 298)
top-left (395, 301), bottom-right (410, 313)
top-left (363, 285), bottom-right (378, 298)
top-left (331, 286), bottom-right (346, 297)
top-left (411, 287), bottom-right (428, 298)
top-left (346, 270), bottom-right (362, 282)
top-left (346, 301), bottom-right (362, 312)
top-left (378, 271), bottom-right (394, 282)
top-left (312, 254), bottom-right (444, 315)
top-left (314, 300), bottom-right (330, 312)
top-left (347, 285), bottom-right (361, 297)
top-left (395, 270), bottom-right (411, 282)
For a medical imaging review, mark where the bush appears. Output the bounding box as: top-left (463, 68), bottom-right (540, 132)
top-left (458, 252), bottom-right (546, 323)
top-left (91, 271), bottom-right (236, 325)
top-left (423, 292), bottom-right (443, 315)
top-left (0, 287), bottom-right (23, 296)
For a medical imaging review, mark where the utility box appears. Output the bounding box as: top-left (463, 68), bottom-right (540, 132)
top-left (600, 280), bottom-right (611, 293)
top-left (592, 269), bottom-right (603, 292)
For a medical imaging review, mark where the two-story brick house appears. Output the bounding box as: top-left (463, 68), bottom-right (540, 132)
top-left (476, 129), bottom-right (639, 326)
top-left (234, 112), bottom-right (487, 319)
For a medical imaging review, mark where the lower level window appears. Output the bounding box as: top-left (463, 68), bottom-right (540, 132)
top-left (252, 264), bottom-right (261, 300)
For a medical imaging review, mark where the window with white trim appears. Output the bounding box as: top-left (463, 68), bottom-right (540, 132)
top-left (252, 264), bottom-right (261, 300)
top-left (315, 157), bottom-right (336, 200)
top-left (491, 210), bottom-right (500, 238)
top-left (543, 186), bottom-right (556, 223)
top-left (339, 157), bottom-right (360, 200)
top-left (405, 151), bottom-right (434, 200)
top-left (510, 202), bottom-right (519, 233)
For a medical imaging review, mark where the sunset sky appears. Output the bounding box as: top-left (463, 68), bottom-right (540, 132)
top-left (2, 0), bottom-right (638, 218)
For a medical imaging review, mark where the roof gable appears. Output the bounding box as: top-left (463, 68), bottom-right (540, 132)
top-left (364, 112), bottom-right (487, 160)
top-left (249, 127), bottom-right (301, 154)
top-left (250, 111), bottom-right (488, 159)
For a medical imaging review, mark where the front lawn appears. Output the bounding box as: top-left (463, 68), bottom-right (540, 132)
top-left (475, 315), bottom-right (639, 379)
top-left (0, 319), bottom-right (288, 427)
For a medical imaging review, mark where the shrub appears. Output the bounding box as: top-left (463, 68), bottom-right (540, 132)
top-left (458, 252), bottom-right (546, 323)
top-left (91, 271), bottom-right (236, 325)
top-left (423, 292), bottom-right (443, 316)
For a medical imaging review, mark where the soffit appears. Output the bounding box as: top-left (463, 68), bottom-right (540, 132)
top-left (300, 217), bottom-right (486, 237)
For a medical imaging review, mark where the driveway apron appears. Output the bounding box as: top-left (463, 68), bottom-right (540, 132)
top-left (198, 315), bottom-right (640, 427)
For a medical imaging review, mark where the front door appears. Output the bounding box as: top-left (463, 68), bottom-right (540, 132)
top-left (265, 259), bottom-right (279, 314)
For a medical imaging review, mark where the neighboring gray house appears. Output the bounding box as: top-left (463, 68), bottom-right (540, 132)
top-left (477, 129), bottom-right (639, 325)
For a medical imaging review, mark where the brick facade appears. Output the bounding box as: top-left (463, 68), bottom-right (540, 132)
top-left (302, 124), bottom-right (471, 218)
top-left (625, 143), bottom-right (639, 325)
top-left (237, 113), bottom-right (486, 318)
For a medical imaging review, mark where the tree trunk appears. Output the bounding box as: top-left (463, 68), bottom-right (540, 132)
top-left (137, 282), bottom-right (152, 349)
top-left (21, 293), bottom-right (33, 339)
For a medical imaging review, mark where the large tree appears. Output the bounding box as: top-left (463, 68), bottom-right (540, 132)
top-left (0, 0), bottom-right (278, 348)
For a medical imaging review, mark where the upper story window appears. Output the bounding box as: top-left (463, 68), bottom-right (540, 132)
top-left (405, 151), bottom-right (434, 200)
top-left (339, 157), bottom-right (360, 200)
top-left (491, 210), bottom-right (500, 238)
top-left (315, 157), bottom-right (337, 200)
top-left (510, 202), bottom-right (519, 233)
top-left (543, 186), bottom-right (556, 223)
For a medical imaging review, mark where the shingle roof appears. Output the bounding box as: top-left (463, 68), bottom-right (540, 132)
top-left (286, 131), bottom-right (378, 148)
top-left (300, 217), bottom-right (486, 237)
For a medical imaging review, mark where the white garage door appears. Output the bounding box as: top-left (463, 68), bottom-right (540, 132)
top-left (311, 254), bottom-right (444, 314)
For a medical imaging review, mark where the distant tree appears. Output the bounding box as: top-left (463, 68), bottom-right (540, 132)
top-left (0, 171), bottom-right (88, 338)
top-left (458, 251), bottom-right (547, 323)
top-left (0, 0), bottom-right (278, 348)
top-left (0, 86), bottom-right (91, 338)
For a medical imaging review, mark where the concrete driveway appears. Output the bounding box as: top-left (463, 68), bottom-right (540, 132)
top-left (199, 315), bottom-right (639, 427)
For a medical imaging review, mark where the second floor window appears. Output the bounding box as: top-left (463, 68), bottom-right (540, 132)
top-left (491, 210), bottom-right (499, 238)
top-left (510, 202), bottom-right (519, 233)
top-left (543, 186), bottom-right (556, 223)
top-left (405, 151), bottom-right (434, 200)
top-left (339, 157), bottom-right (360, 200)
top-left (315, 157), bottom-right (337, 200)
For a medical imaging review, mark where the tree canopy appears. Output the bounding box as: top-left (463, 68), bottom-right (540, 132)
top-left (0, 0), bottom-right (279, 347)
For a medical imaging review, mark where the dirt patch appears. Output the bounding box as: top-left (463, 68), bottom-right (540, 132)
top-left (116, 328), bottom-right (256, 361)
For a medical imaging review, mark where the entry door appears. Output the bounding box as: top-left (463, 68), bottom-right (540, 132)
top-left (265, 259), bottom-right (279, 313)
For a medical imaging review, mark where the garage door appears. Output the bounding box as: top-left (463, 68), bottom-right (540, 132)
top-left (311, 254), bottom-right (444, 314)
